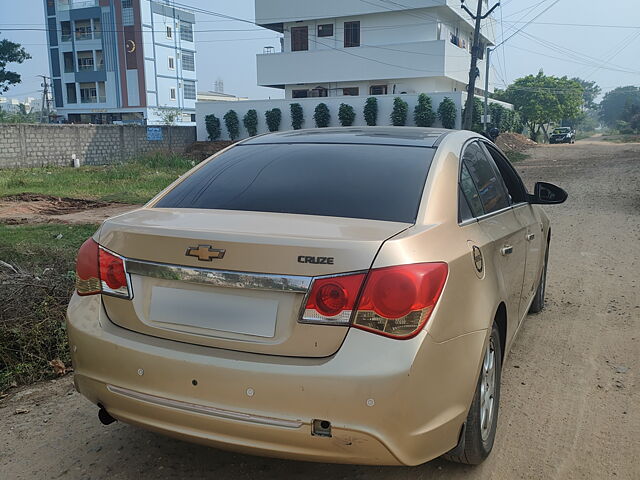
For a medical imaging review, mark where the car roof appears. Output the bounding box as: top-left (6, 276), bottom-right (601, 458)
top-left (241, 127), bottom-right (452, 148)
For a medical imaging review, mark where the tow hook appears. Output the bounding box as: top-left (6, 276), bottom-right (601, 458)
top-left (98, 404), bottom-right (117, 425)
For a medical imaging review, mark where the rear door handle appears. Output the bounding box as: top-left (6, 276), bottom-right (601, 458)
top-left (501, 245), bottom-right (513, 256)
top-left (526, 233), bottom-right (535, 241)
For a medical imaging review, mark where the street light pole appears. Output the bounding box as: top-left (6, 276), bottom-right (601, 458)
top-left (483, 47), bottom-right (493, 132)
top-left (461, 0), bottom-right (500, 131)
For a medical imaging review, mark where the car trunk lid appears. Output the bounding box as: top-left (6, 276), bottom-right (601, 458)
top-left (98, 208), bottom-right (409, 357)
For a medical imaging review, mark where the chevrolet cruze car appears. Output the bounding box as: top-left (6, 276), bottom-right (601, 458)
top-left (68, 127), bottom-right (567, 466)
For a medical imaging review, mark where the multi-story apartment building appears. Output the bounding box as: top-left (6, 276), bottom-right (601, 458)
top-left (255, 0), bottom-right (496, 99)
top-left (44, 0), bottom-right (197, 124)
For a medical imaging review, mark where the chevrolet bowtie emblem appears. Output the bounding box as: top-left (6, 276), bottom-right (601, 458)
top-left (185, 244), bottom-right (226, 261)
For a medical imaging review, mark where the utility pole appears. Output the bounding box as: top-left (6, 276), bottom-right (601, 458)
top-left (461, 0), bottom-right (500, 131)
top-left (38, 75), bottom-right (52, 123)
top-left (483, 47), bottom-right (493, 132)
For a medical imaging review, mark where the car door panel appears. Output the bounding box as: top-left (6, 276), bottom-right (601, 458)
top-left (512, 203), bottom-right (544, 320)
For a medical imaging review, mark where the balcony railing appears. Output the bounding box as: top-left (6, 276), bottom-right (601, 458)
top-left (57, 0), bottom-right (98, 11)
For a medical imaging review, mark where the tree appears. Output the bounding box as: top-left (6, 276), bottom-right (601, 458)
top-left (364, 97), bottom-right (378, 126)
top-left (599, 86), bottom-right (640, 129)
top-left (338, 103), bottom-right (355, 126)
top-left (155, 107), bottom-right (182, 125)
top-left (437, 97), bottom-right (457, 129)
top-left (265, 108), bottom-right (281, 132)
top-left (495, 71), bottom-right (583, 141)
top-left (243, 109), bottom-right (258, 136)
top-left (462, 97), bottom-right (483, 133)
top-left (390, 97), bottom-right (408, 126)
top-left (413, 93), bottom-right (436, 127)
top-left (0, 36), bottom-right (31, 93)
top-left (314, 103), bottom-right (330, 127)
top-left (223, 110), bottom-right (240, 140)
top-left (571, 78), bottom-right (601, 111)
top-left (205, 114), bottom-right (221, 140)
top-left (290, 103), bottom-right (303, 130)
top-left (0, 104), bottom-right (38, 123)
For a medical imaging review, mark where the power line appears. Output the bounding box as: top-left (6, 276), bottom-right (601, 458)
top-left (495, 0), bottom-right (561, 48)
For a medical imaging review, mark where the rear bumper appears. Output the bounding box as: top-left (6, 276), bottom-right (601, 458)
top-left (67, 294), bottom-right (486, 466)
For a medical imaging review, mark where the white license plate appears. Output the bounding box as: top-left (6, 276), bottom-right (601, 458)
top-left (149, 286), bottom-right (278, 338)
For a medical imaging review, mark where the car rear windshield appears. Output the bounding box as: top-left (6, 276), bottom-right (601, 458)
top-left (154, 143), bottom-right (435, 223)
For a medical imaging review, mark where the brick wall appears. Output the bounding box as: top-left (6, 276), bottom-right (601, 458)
top-left (0, 124), bottom-right (196, 168)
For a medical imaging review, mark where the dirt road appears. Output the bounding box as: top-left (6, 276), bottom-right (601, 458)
top-left (1, 140), bottom-right (639, 479)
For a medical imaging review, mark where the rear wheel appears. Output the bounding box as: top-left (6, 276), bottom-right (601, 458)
top-left (443, 323), bottom-right (502, 465)
top-left (529, 243), bottom-right (549, 314)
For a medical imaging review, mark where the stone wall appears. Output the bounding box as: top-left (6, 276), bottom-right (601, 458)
top-left (0, 124), bottom-right (196, 168)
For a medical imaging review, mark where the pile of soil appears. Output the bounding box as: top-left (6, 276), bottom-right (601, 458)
top-left (0, 194), bottom-right (137, 225)
top-left (185, 141), bottom-right (236, 162)
top-left (496, 132), bottom-right (537, 153)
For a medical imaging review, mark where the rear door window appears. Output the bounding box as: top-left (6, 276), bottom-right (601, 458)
top-left (462, 142), bottom-right (510, 215)
top-left (459, 161), bottom-right (484, 220)
top-left (155, 143), bottom-right (435, 223)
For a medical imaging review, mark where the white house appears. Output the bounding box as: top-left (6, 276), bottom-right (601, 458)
top-left (195, 1), bottom-right (507, 140)
top-left (255, 0), bottom-right (497, 99)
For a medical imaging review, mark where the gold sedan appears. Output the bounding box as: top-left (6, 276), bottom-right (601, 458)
top-left (68, 127), bottom-right (567, 466)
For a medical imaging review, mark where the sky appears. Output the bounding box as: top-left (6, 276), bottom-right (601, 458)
top-left (2, 0), bottom-right (639, 102)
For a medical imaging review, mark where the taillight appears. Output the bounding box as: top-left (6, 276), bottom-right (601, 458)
top-left (300, 263), bottom-right (447, 339)
top-left (76, 238), bottom-right (100, 296)
top-left (301, 273), bottom-right (366, 325)
top-left (353, 263), bottom-right (448, 339)
top-left (75, 238), bottom-right (131, 298)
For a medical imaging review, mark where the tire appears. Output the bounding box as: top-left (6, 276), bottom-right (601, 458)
top-left (443, 323), bottom-right (502, 465)
top-left (529, 242), bottom-right (549, 314)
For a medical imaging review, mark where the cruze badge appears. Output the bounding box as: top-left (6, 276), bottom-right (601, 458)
top-left (185, 245), bottom-right (226, 261)
top-left (298, 255), bottom-right (334, 265)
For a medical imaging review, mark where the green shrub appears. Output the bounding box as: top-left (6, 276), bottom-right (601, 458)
top-left (438, 97), bottom-right (457, 129)
top-left (205, 114), bottom-right (221, 140)
top-left (223, 110), bottom-right (240, 140)
top-left (413, 93), bottom-right (436, 127)
top-left (462, 97), bottom-right (484, 133)
top-left (390, 97), bottom-right (409, 126)
top-left (290, 103), bottom-right (304, 130)
top-left (243, 109), bottom-right (258, 137)
top-left (364, 97), bottom-right (378, 126)
top-left (265, 108), bottom-right (282, 132)
top-left (314, 103), bottom-right (331, 127)
top-left (338, 103), bottom-right (356, 126)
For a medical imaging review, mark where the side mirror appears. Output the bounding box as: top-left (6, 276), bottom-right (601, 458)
top-left (530, 182), bottom-right (568, 204)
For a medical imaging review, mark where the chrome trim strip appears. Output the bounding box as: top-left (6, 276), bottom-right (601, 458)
top-left (107, 385), bottom-right (303, 429)
top-left (124, 258), bottom-right (312, 293)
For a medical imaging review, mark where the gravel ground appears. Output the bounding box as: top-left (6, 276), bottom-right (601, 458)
top-left (1, 139), bottom-right (638, 479)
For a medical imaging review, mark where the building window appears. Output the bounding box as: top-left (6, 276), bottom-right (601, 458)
top-left (60, 21), bottom-right (71, 42)
top-left (121, 5), bottom-right (134, 26)
top-left (184, 80), bottom-right (196, 100)
top-left (168, 56), bottom-right (175, 70)
top-left (93, 18), bottom-right (101, 39)
top-left (94, 50), bottom-right (104, 70)
top-left (291, 26), bottom-right (308, 52)
top-left (182, 51), bottom-right (194, 71)
top-left (74, 20), bottom-right (92, 40)
top-left (318, 24), bottom-right (333, 37)
top-left (77, 51), bottom-right (94, 71)
top-left (292, 89), bottom-right (308, 98)
top-left (79, 82), bottom-right (97, 103)
top-left (98, 82), bottom-right (106, 103)
top-left (369, 85), bottom-right (387, 95)
top-left (344, 21), bottom-right (360, 48)
top-left (66, 83), bottom-right (77, 104)
top-left (342, 87), bottom-right (359, 96)
top-left (63, 52), bottom-right (74, 73)
top-left (310, 86), bottom-right (328, 97)
top-left (190, 114), bottom-right (196, 122)
top-left (166, 25), bottom-right (173, 39)
top-left (180, 21), bottom-right (193, 42)
top-left (170, 88), bottom-right (176, 100)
